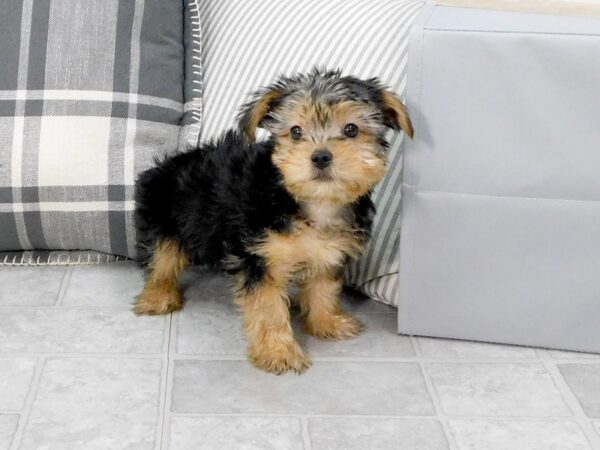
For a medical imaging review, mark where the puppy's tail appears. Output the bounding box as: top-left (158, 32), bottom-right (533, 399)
top-left (208, 129), bottom-right (252, 153)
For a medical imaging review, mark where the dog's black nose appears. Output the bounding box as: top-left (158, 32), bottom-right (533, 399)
top-left (311, 149), bottom-right (332, 169)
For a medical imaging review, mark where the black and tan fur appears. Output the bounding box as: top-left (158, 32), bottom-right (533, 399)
top-left (134, 68), bottom-right (413, 374)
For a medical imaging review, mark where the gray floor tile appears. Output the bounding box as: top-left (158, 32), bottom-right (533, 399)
top-left (0, 415), bottom-right (19, 450)
top-left (181, 269), bottom-right (392, 314)
top-left (417, 338), bottom-right (537, 359)
top-left (168, 416), bottom-right (303, 450)
top-left (428, 363), bottom-right (571, 416)
top-left (176, 300), bottom-right (413, 358)
top-left (175, 270), bottom-right (240, 356)
top-left (0, 309), bottom-right (165, 354)
top-left (20, 358), bottom-right (162, 450)
top-left (449, 420), bottom-right (591, 450)
top-left (297, 313), bottom-right (415, 358)
top-left (558, 364), bottom-right (600, 418)
top-left (338, 288), bottom-right (397, 314)
top-left (308, 418), bottom-right (448, 450)
top-left (180, 268), bottom-right (233, 307)
top-left (549, 350), bottom-right (600, 360)
top-left (62, 262), bottom-right (144, 307)
top-left (176, 269), bottom-right (240, 355)
top-left (0, 357), bottom-right (36, 410)
top-left (0, 266), bottom-right (65, 306)
top-left (176, 273), bottom-right (404, 357)
top-left (4, 265), bottom-right (594, 449)
top-left (175, 299), bottom-right (245, 356)
top-left (171, 360), bottom-right (434, 415)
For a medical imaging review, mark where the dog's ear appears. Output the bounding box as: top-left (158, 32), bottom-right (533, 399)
top-left (381, 90), bottom-right (414, 138)
top-left (238, 88), bottom-right (285, 142)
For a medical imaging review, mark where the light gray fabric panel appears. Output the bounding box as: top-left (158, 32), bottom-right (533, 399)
top-left (404, 15), bottom-right (600, 201)
top-left (399, 189), bottom-right (600, 352)
top-left (426, 4), bottom-right (600, 33)
top-left (199, 0), bottom-right (425, 304)
top-left (399, 6), bottom-right (600, 352)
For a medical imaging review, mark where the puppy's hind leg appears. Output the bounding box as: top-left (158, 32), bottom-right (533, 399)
top-left (134, 239), bottom-right (189, 315)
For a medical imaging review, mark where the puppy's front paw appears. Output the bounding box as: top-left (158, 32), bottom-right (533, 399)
top-left (249, 340), bottom-right (312, 375)
top-left (133, 288), bottom-right (182, 315)
top-left (305, 313), bottom-right (364, 340)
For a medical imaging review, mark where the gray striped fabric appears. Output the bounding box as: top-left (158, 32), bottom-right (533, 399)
top-left (0, 0), bottom-right (188, 260)
top-left (181, 0), bottom-right (204, 150)
top-left (198, 0), bottom-right (424, 305)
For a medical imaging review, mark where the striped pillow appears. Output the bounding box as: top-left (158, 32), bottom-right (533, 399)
top-left (198, 0), bottom-right (424, 305)
top-left (0, 0), bottom-right (196, 262)
top-left (181, 0), bottom-right (204, 150)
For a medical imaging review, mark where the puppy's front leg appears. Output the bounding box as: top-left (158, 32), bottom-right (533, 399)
top-left (299, 273), bottom-right (363, 340)
top-left (236, 278), bottom-right (311, 375)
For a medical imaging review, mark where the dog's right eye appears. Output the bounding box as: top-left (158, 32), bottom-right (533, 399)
top-left (290, 126), bottom-right (302, 140)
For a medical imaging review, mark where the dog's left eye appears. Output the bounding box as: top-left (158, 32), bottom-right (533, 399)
top-left (290, 126), bottom-right (303, 140)
top-left (343, 123), bottom-right (359, 138)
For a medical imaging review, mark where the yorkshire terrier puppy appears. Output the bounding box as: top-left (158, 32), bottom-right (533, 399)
top-left (134, 68), bottom-right (413, 374)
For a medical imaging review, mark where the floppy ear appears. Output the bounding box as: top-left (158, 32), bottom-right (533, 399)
top-left (381, 90), bottom-right (414, 138)
top-left (238, 88), bottom-right (285, 142)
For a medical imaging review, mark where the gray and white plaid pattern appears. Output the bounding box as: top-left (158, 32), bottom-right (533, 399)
top-left (197, 0), bottom-right (424, 305)
top-left (0, 0), bottom-right (191, 259)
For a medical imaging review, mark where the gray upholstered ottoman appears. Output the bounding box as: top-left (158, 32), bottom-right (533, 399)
top-left (398, 6), bottom-right (600, 352)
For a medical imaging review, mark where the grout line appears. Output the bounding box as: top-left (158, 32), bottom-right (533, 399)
top-left (161, 358), bottom-right (176, 450)
top-left (0, 305), bottom-right (393, 313)
top-left (1, 353), bottom-right (598, 363)
top-left (300, 416), bottom-right (312, 450)
top-left (166, 411), bottom-right (600, 421)
top-left (544, 361), bottom-right (600, 449)
top-left (168, 311), bottom-right (179, 356)
top-left (9, 357), bottom-right (46, 450)
top-left (159, 312), bottom-right (179, 450)
top-left (167, 354), bottom-right (600, 363)
top-left (0, 353), bottom-right (165, 358)
top-left (0, 305), bottom-right (138, 310)
top-left (411, 337), bottom-right (458, 450)
top-left (156, 313), bottom-right (174, 450)
top-left (53, 266), bottom-right (73, 306)
top-left (162, 313), bottom-right (172, 355)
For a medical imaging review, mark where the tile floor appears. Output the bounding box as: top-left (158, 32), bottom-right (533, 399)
top-left (0, 262), bottom-right (599, 450)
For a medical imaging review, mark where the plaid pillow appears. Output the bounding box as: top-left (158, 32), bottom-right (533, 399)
top-left (0, 0), bottom-right (191, 259)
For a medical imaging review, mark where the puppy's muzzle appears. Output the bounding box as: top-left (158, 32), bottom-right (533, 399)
top-left (311, 149), bottom-right (332, 170)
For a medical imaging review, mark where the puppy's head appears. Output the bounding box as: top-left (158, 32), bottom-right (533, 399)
top-left (238, 68), bottom-right (413, 205)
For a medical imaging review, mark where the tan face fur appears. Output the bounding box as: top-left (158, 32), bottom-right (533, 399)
top-left (239, 70), bottom-right (413, 207)
top-left (268, 96), bottom-right (388, 205)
